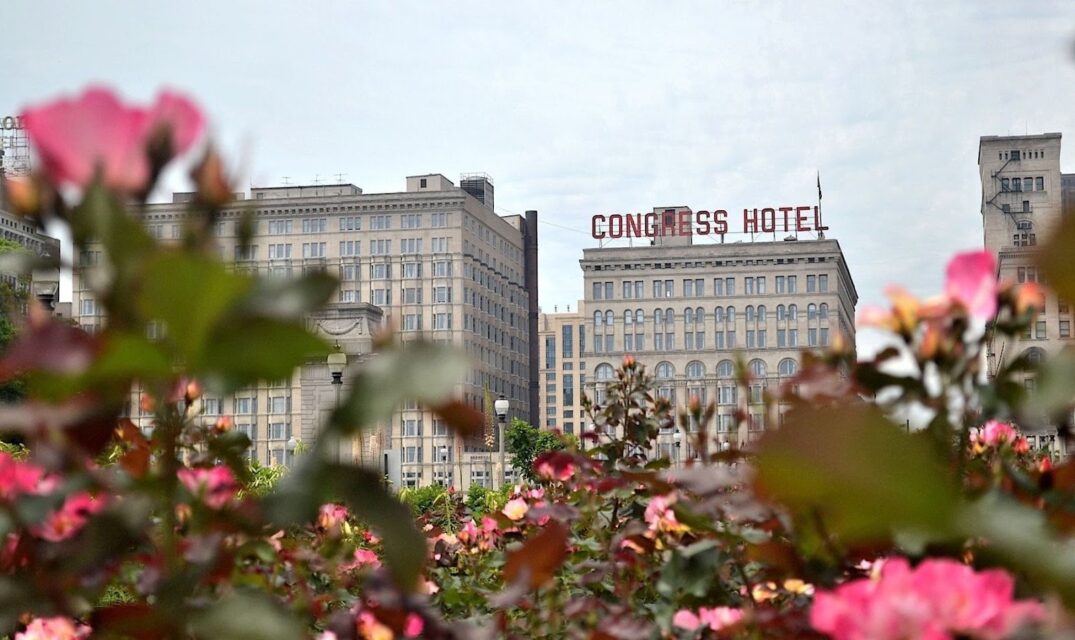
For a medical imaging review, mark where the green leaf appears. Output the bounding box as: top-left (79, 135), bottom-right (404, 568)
top-left (1039, 212), bottom-right (1075, 304)
top-left (200, 319), bottom-right (329, 388)
top-left (755, 404), bottom-right (960, 541)
top-left (238, 272), bottom-right (340, 319)
top-left (140, 253), bottom-right (251, 361)
top-left (189, 590), bottom-right (305, 640)
top-left (91, 332), bottom-right (172, 380)
top-left (332, 341), bottom-right (471, 434)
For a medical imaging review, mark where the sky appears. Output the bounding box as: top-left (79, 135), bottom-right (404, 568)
top-left (4, 1), bottom-right (1075, 354)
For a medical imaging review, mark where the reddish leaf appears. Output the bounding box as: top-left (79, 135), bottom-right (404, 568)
top-left (428, 399), bottom-right (484, 438)
top-left (503, 520), bottom-right (569, 591)
top-left (0, 317), bottom-right (99, 381)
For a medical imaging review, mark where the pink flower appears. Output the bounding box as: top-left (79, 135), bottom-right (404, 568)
top-left (945, 250), bottom-right (998, 321)
top-left (0, 453), bottom-right (53, 500)
top-left (317, 503), bottom-right (349, 532)
top-left (699, 607), bottom-right (743, 631)
top-left (35, 492), bottom-right (106, 542)
top-left (644, 494), bottom-right (688, 534)
top-left (403, 613), bottom-right (424, 637)
top-left (21, 87), bottom-right (204, 192)
top-left (340, 548), bottom-right (382, 573)
top-left (502, 498), bottom-right (529, 521)
top-left (178, 465), bottom-right (237, 509)
top-left (672, 609), bottom-right (701, 631)
top-left (810, 557), bottom-right (1044, 640)
top-left (973, 420), bottom-right (1028, 452)
top-left (15, 617), bottom-right (90, 640)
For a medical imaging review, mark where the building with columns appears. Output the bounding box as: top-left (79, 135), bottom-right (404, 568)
top-left (556, 208), bottom-right (856, 458)
top-left (980, 133), bottom-right (1075, 453)
top-left (70, 174), bottom-right (539, 488)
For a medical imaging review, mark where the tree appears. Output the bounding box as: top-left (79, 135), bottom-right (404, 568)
top-left (504, 418), bottom-right (566, 483)
top-left (0, 238), bottom-right (28, 403)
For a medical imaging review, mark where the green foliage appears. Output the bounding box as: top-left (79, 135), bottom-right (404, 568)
top-left (465, 482), bottom-right (508, 516)
top-left (504, 417), bottom-right (566, 482)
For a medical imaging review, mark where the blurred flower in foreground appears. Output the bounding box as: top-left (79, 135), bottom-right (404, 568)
top-left (178, 465), bottom-right (238, 509)
top-left (672, 606), bottom-right (743, 633)
top-left (971, 420), bottom-right (1029, 454)
top-left (945, 250), bottom-right (998, 321)
top-left (21, 87), bottom-right (204, 193)
top-left (811, 557), bottom-right (1043, 640)
top-left (15, 617), bottom-right (90, 640)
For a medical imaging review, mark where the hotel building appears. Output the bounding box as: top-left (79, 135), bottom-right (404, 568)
top-left (539, 207), bottom-right (857, 459)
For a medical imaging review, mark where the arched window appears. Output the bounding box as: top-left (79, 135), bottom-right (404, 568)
top-left (819, 303), bottom-right (829, 321)
top-left (808, 304), bottom-right (817, 321)
top-left (695, 307), bottom-right (705, 324)
top-left (748, 359), bottom-right (767, 378)
top-left (714, 307), bottom-right (725, 323)
top-left (635, 309), bottom-right (644, 324)
top-left (717, 359), bottom-right (735, 378)
top-left (665, 308), bottom-right (675, 326)
top-left (746, 305), bottom-right (755, 323)
top-left (1025, 347), bottom-right (1046, 365)
top-left (655, 362), bottom-right (675, 379)
top-left (624, 310), bottom-right (633, 325)
top-left (686, 361), bottom-right (705, 379)
top-left (778, 358), bottom-right (798, 377)
top-left (654, 308), bottom-right (664, 324)
top-left (788, 304), bottom-right (798, 321)
top-left (727, 307), bottom-right (736, 323)
top-left (758, 305), bottom-right (767, 323)
top-left (594, 311), bottom-right (603, 327)
top-left (596, 363), bottom-right (615, 380)
top-left (777, 305), bottom-right (786, 321)
top-left (684, 307), bottom-right (694, 324)
top-left (605, 310), bottom-right (614, 326)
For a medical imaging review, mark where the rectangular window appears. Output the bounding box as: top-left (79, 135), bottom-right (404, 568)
top-left (745, 277), bottom-right (754, 295)
top-left (339, 289), bottom-right (359, 303)
top-left (1036, 177), bottom-right (1045, 191)
top-left (1061, 320), bottom-right (1071, 339)
top-left (788, 275), bottom-right (797, 293)
top-left (269, 422), bottom-right (288, 440)
top-left (80, 298), bottom-right (96, 316)
top-left (726, 277), bottom-right (735, 296)
top-left (269, 396), bottom-right (288, 414)
top-left (301, 242), bottom-right (326, 258)
top-left (268, 244), bottom-right (292, 260)
top-left (339, 216), bottom-right (360, 231)
top-left (234, 245), bottom-right (258, 261)
top-left (402, 287), bottom-right (423, 304)
top-left (301, 218), bottom-right (326, 234)
top-left (807, 275), bottom-right (817, 293)
top-left (431, 212), bottom-right (448, 227)
top-left (432, 261), bottom-right (452, 277)
top-left (819, 274), bottom-right (829, 292)
top-left (267, 219), bottom-right (293, 235)
top-left (403, 314), bottom-right (422, 331)
top-left (545, 336), bottom-right (556, 369)
top-left (370, 215), bottom-right (392, 230)
top-left (370, 239), bottom-right (391, 255)
top-left (431, 237), bottom-right (449, 253)
top-left (777, 329), bottom-right (786, 347)
top-left (604, 282), bottom-right (613, 300)
top-left (562, 325), bottom-right (574, 359)
top-left (339, 240), bottom-right (360, 257)
top-left (757, 277), bottom-right (766, 294)
top-left (1036, 321), bottom-right (1047, 340)
top-left (653, 280), bottom-right (663, 298)
top-left (776, 276), bottom-right (785, 294)
top-left (401, 262), bottom-right (422, 279)
top-left (623, 281), bottom-right (632, 298)
top-left (684, 279), bottom-right (694, 297)
top-left (371, 264), bottom-right (392, 279)
top-left (403, 419), bottom-right (422, 437)
top-left (433, 286), bottom-right (452, 303)
top-left (203, 398), bottom-right (221, 415)
top-left (371, 289), bottom-right (391, 305)
top-left (400, 238), bottom-right (422, 254)
top-left (714, 278), bottom-right (724, 296)
top-left (433, 312), bottom-right (452, 330)
top-left (235, 397), bottom-right (255, 414)
top-left (401, 214), bottom-right (422, 229)
top-left (593, 282), bottom-right (603, 300)
top-left (563, 374), bottom-right (574, 406)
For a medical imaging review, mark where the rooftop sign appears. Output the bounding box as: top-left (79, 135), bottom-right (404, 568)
top-left (591, 207), bottom-right (828, 240)
top-left (0, 116), bottom-right (23, 130)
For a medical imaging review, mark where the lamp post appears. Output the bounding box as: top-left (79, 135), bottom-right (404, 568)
top-left (327, 343), bottom-right (347, 463)
top-left (673, 430), bottom-right (682, 466)
top-left (286, 436), bottom-right (298, 468)
top-left (494, 395), bottom-right (509, 489)
top-left (439, 445), bottom-right (449, 487)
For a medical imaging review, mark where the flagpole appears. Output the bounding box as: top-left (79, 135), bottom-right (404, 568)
top-left (816, 171), bottom-right (825, 239)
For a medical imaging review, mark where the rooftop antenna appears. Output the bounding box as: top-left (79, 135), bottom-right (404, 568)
top-left (335, 172), bottom-right (347, 183)
top-left (281, 176), bottom-right (291, 185)
top-left (313, 174), bottom-right (322, 185)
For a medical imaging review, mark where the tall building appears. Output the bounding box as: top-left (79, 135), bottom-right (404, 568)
top-left (980, 133), bottom-right (1075, 453)
top-left (563, 208), bottom-right (857, 458)
top-left (0, 185), bottom-right (61, 310)
top-left (71, 174), bottom-right (539, 489)
top-left (537, 306), bottom-right (586, 436)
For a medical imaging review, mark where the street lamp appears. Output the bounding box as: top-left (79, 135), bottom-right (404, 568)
top-left (673, 431), bottom-right (682, 465)
top-left (439, 445), bottom-right (449, 487)
top-left (327, 343), bottom-right (347, 463)
top-left (286, 436), bottom-right (298, 467)
top-left (494, 395), bottom-right (509, 488)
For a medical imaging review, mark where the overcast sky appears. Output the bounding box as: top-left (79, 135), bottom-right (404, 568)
top-left (5, 1), bottom-right (1075, 351)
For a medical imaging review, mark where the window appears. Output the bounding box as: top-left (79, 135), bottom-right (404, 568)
top-left (269, 396), bottom-right (288, 414)
top-left (787, 275), bottom-right (797, 293)
top-left (371, 289), bottom-right (391, 305)
top-left (400, 238), bottom-right (422, 254)
top-left (203, 398), bottom-right (221, 415)
top-left (80, 298), bottom-right (96, 316)
top-left (595, 363), bottom-right (615, 380)
top-left (403, 314), bottom-right (422, 331)
top-left (1036, 177), bottom-right (1045, 191)
top-left (401, 214), bottom-right (422, 229)
top-left (370, 239), bottom-right (391, 255)
top-left (1061, 320), bottom-right (1071, 339)
top-left (432, 261), bottom-right (452, 277)
top-left (403, 419), bottom-right (422, 437)
top-left (431, 212), bottom-right (448, 227)
top-left (431, 237), bottom-right (449, 253)
top-left (745, 277), bottom-right (755, 295)
top-left (268, 244), bottom-right (292, 260)
top-left (776, 276), bottom-right (785, 294)
top-left (563, 374), bottom-right (574, 406)
top-left (269, 422), bottom-right (288, 440)
top-left (1035, 321), bottom-right (1046, 340)
top-left (778, 358), bottom-right (798, 377)
top-left (268, 219), bottom-right (292, 234)
top-left (371, 264), bottom-right (392, 280)
top-left (370, 215), bottom-right (392, 230)
top-left (339, 240), bottom-right (360, 256)
top-left (340, 216), bottom-right (360, 231)
top-left (819, 275), bottom-right (828, 292)
top-left (402, 287), bottom-right (423, 304)
top-left (235, 397), bottom-right (255, 414)
top-left (403, 446), bottom-right (423, 463)
top-left (302, 218), bottom-right (326, 234)
top-left (433, 286), bottom-right (452, 303)
top-left (433, 313), bottom-right (452, 330)
top-left (545, 336), bottom-right (556, 369)
top-left (302, 242), bottom-right (326, 258)
top-left (562, 325), bottom-right (574, 359)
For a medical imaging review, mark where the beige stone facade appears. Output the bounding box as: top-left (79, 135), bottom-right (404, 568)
top-left (565, 222), bottom-right (857, 459)
top-left (71, 174), bottom-right (539, 487)
top-left (980, 133), bottom-right (1075, 453)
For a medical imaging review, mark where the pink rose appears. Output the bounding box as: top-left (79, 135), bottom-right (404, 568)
top-left (945, 250), bottom-right (998, 321)
top-left (317, 503), bottom-right (348, 532)
top-left (0, 453), bottom-right (53, 500)
top-left (178, 466), bottom-right (238, 509)
top-left (15, 617), bottom-right (90, 640)
top-left (35, 492), bottom-right (106, 542)
top-left (340, 548), bottom-right (381, 573)
top-left (502, 498), bottom-right (529, 521)
top-left (21, 86), bottom-right (204, 193)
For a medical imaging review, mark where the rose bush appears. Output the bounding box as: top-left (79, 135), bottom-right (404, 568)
top-left (1, 85), bottom-right (1075, 638)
